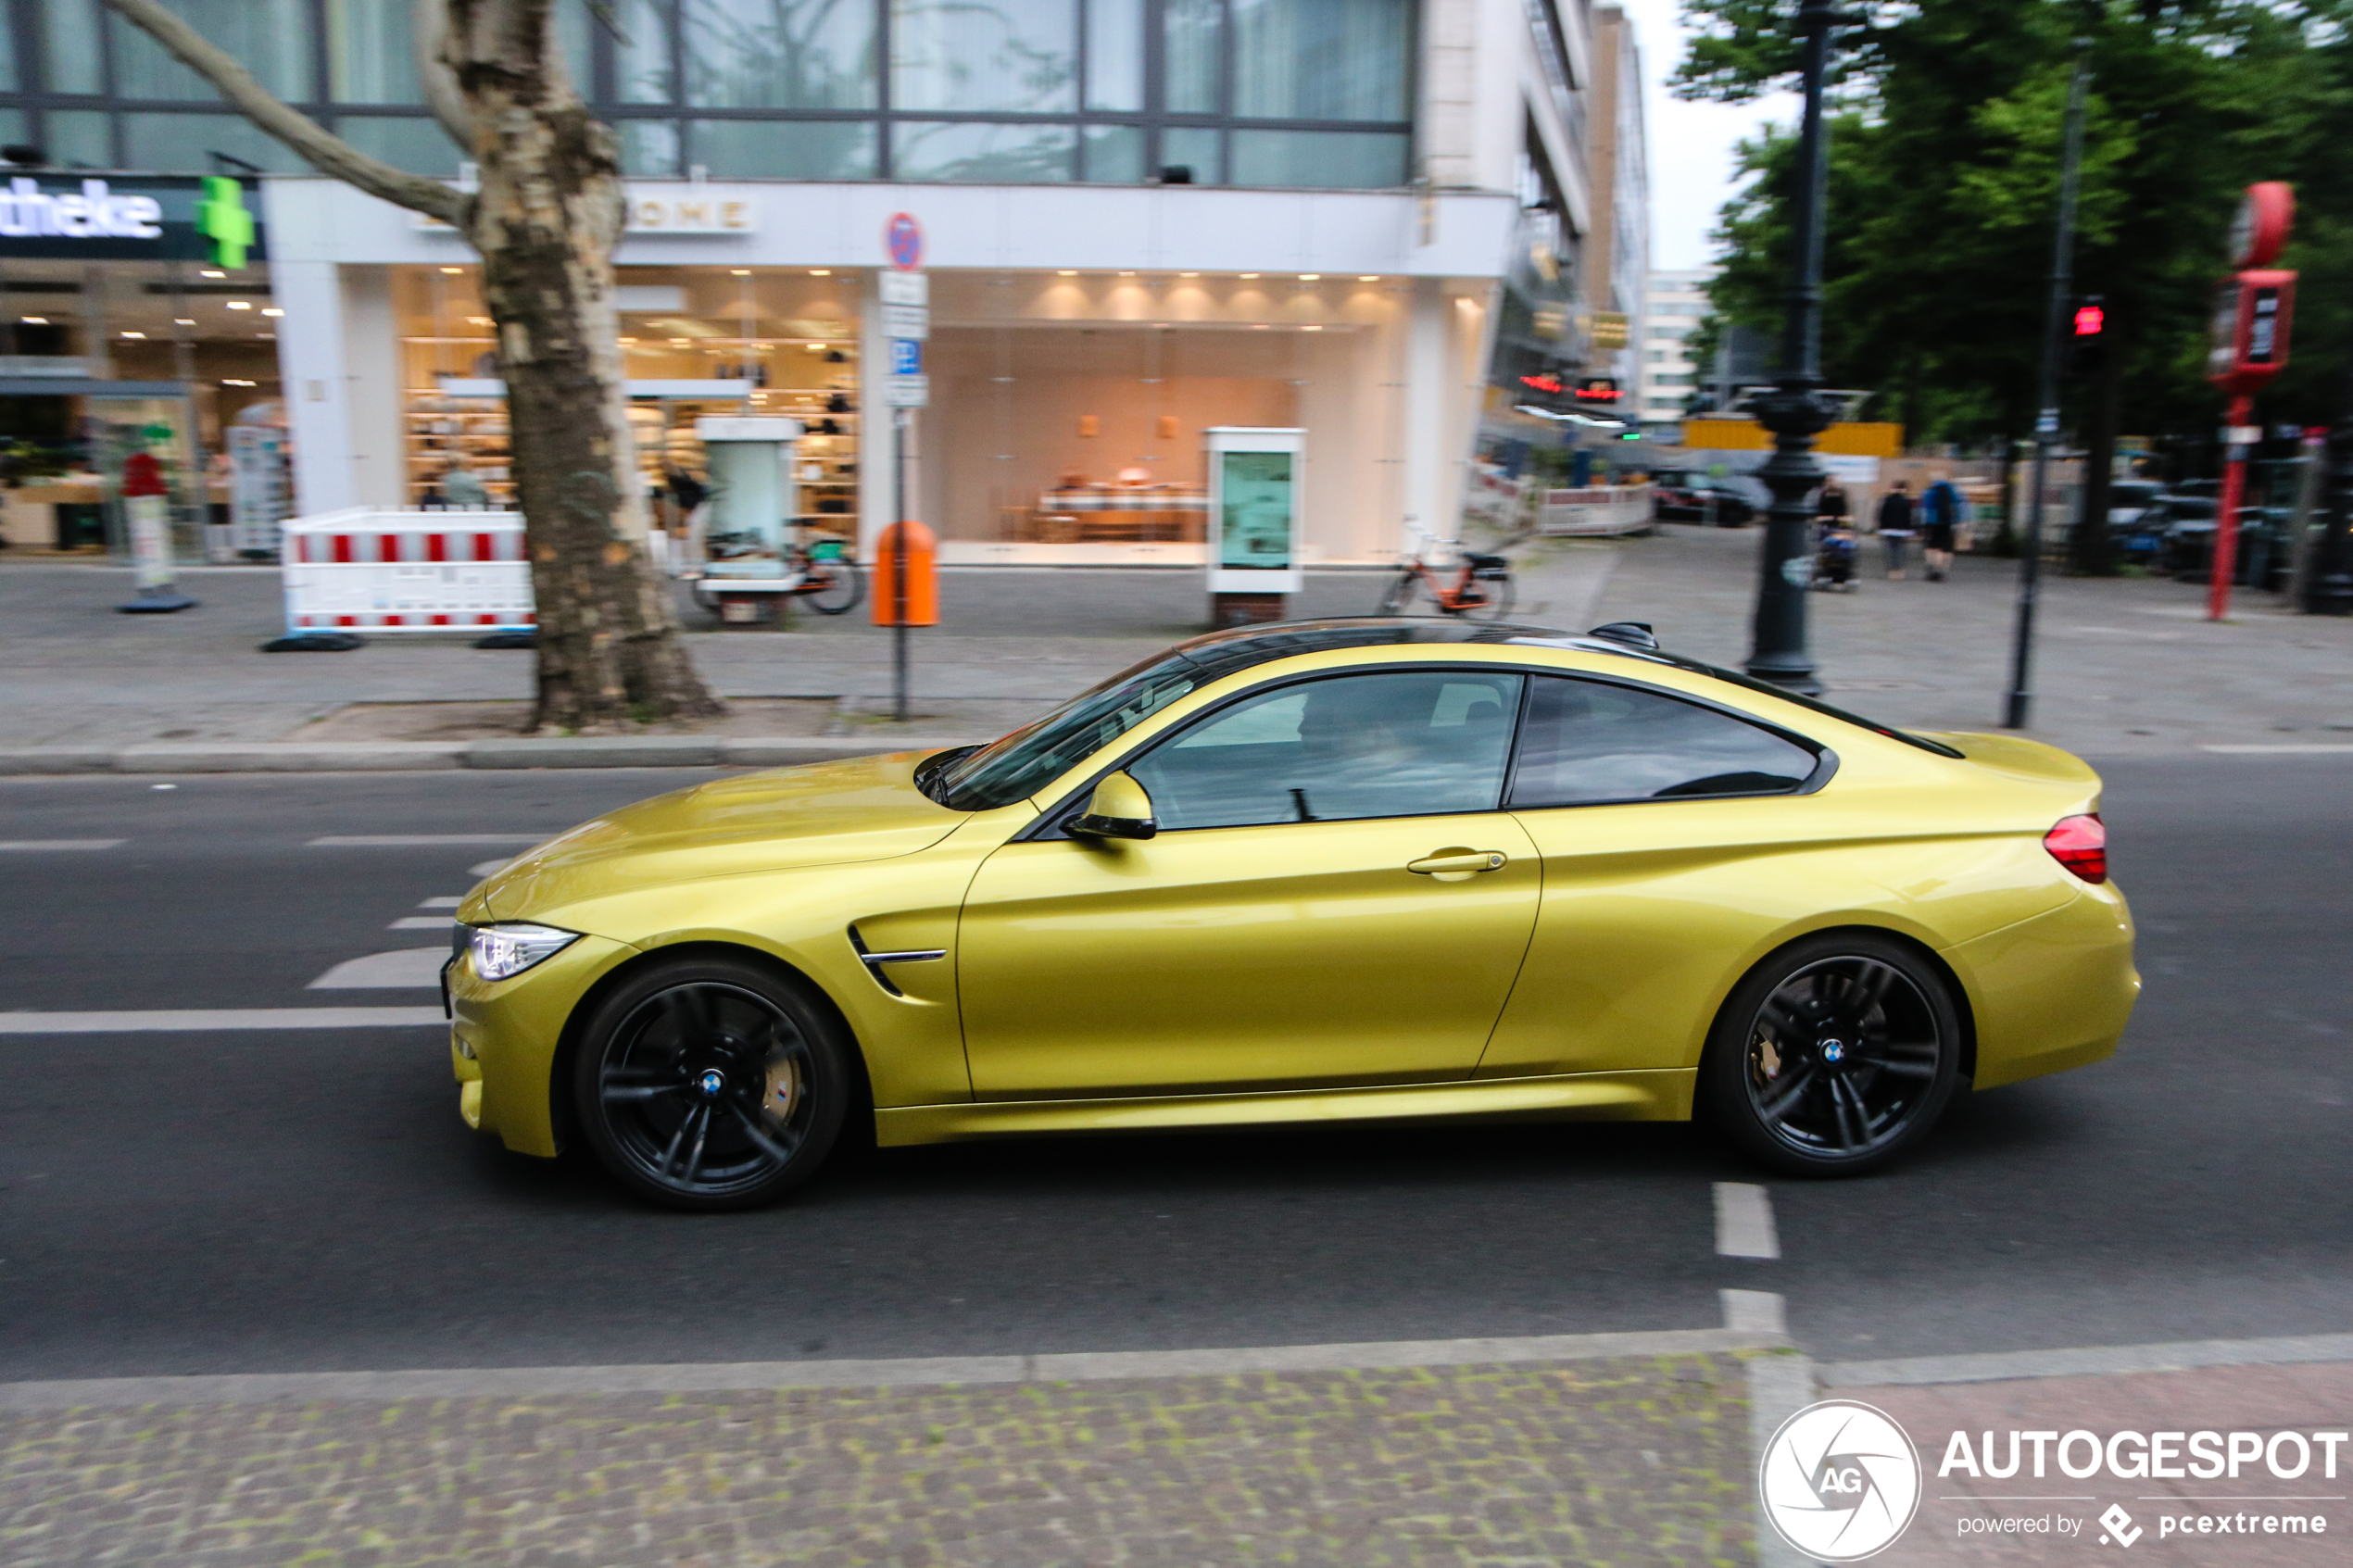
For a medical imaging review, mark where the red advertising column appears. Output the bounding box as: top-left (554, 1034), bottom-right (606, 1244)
top-left (2206, 182), bottom-right (2296, 621)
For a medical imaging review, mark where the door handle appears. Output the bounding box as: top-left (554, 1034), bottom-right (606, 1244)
top-left (1407, 849), bottom-right (1507, 881)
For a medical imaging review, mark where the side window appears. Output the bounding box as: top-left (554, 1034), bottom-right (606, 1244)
top-left (1131, 670), bottom-right (1525, 831)
top-left (1507, 675), bottom-right (1818, 808)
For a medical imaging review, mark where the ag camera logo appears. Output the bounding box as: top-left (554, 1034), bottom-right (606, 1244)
top-left (1760, 1399), bottom-right (1924, 1561)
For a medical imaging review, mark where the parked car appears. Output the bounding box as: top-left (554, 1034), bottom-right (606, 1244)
top-left (2105, 480), bottom-right (2170, 561)
top-left (2165, 495), bottom-right (2291, 590)
top-left (1651, 470), bottom-right (1757, 525)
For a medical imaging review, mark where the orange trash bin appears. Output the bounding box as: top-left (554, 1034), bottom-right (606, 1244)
top-left (872, 520), bottom-right (939, 627)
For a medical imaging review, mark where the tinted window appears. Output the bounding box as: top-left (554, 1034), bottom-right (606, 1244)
top-left (1507, 676), bottom-right (1818, 807)
top-left (1132, 671), bottom-right (1524, 830)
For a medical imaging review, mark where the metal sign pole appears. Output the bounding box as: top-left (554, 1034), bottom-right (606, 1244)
top-left (894, 406), bottom-right (911, 722)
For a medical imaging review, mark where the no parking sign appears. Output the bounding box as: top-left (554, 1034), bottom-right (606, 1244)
top-left (885, 211), bottom-right (924, 270)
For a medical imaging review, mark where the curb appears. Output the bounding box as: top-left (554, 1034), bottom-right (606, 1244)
top-left (0, 735), bottom-right (978, 777)
top-left (0, 1325), bottom-right (1791, 1412)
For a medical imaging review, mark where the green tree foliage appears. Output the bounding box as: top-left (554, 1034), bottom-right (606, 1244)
top-left (1679, 0), bottom-right (2353, 446)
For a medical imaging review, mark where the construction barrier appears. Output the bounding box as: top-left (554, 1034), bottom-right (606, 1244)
top-left (1535, 484), bottom-right (1655, 537)
top-left (280, 508), bottom-right (535, 634)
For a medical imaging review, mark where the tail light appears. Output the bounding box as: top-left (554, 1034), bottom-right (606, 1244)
top-left (2045, 814), bottom-right (2107, 883)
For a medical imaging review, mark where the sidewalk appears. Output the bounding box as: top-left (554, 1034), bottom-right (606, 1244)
top-left (2, 1335), bottom-right (1768, 1567)
top-left (2, 534), bottom-right (2347, 771)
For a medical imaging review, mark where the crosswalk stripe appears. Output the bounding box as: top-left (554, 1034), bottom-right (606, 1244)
top-left (0, 840), bottom-right (126, 851)
top-left (0, 1008), bottom-right (446, 1034)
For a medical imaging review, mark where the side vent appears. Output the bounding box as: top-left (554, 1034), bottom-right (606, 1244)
top-left (848, 924), bottom-right (947, 997)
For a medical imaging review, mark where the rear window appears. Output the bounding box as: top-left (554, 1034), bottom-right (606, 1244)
top-left (1508, 676), bottom-right (1820, 807)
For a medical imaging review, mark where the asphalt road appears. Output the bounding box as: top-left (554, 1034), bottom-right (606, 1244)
top-left (0, 758), bottom-right (2346, 1383)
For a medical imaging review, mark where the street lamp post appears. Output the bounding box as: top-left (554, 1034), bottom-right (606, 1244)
top-left (1744, 0), bottom-right (1839, 696)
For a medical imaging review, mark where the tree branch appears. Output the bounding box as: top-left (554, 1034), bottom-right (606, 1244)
top-left (413, 1), bottom-right (481, 157)
top-left (103, 0), bottom-right (471, 228)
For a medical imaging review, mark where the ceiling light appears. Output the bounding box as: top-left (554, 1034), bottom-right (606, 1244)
top-left (120, 330), bottom-right (145, 339)
top-left (227, 301), bottom-right (252, 310)
top-left (809, 269), bottom-right (831, 276)
top-left (618, 336), bottom-right (637, 345)
top-left (19, 315), bottom-right (46, 324)
top-left (199, 269), bottom-right (225, 279)
top-left (731, 268), bottom-right (751, 276)
top-left (174, 317), bottom-right (195, 325)
top-left (441, 266), bottom-right (462, 274)
top-left (1302, 324), bottom-right (1323, 332)
top-left (670, 337), bottom-right (691, 345)
top-left (1179, 271), bottom-right (1200, 278)
top-left (220, 378), bottom-right (256, 387)
top-left (1358, 274), bottom-right (1379, 282)
top-left (1239, 272), bottom-right (1260, 280)
top-left (258, 332), bottom-right (275, 339)
top-left (467, 316), bottom-right (491, 325)
top-left (1251, 323), bottom-right (1269, 330)
top-left (1118, 270), bottom-right (1136, 277)
top-left (260, 307), bottom-right (283, 317)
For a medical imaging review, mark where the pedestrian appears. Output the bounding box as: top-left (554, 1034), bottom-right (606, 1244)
top-left (442, 458), bottom-right (491, 509)
top-left (1816, 476), bottom-right (1850, 531)
top-left (1920, 470), bottom-right (1964, 582)
top-left (1875, 480), bottom-right (1916, 580)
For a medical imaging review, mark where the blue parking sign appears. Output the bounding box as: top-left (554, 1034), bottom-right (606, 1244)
top-left (888, 339), bottom-right (923, 376)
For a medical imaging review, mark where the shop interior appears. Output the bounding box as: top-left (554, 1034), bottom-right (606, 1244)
top-left (394, 264), bottom-right (862, 536)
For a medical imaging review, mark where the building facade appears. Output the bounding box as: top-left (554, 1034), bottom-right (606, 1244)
top-left (1636, 264), bottom-right (1707, 435)
top-left (1579, 4), bottom-right (1644, 408)
top-left (2, 0), bottom-right (1649, 570)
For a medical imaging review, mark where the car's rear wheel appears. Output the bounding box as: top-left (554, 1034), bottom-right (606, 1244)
top-left (1703, 934), bottom-right (1961, 1176)
top-left (573, 956), bottom-right (851, 1211)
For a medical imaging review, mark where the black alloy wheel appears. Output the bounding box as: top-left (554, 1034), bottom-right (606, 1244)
top-left (1704, 934), bottom-right (1961, 1176)
top-left (801, 559), bottom-right (863, 615)
top-left (573, 957), bottom-right (851, 1210)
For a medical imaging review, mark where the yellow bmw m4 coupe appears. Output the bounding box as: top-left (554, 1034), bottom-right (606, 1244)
top-left (447, 619), bottom-right (2138, 1210)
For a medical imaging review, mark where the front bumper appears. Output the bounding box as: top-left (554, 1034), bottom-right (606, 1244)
top-left (447, 932), bottom-right (637, 1157)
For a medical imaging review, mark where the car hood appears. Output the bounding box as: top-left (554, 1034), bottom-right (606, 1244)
top-left (476, 751), bottom-right (968, 920)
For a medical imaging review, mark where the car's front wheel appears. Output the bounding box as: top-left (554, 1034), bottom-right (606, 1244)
top-left (573, 955), bottom-right (852, 1211)
top-left (1703, 934), bottom-right (1962, 1176)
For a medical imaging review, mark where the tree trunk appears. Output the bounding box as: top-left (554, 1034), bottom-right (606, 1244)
top-left (452, 6), bottom-right (721, 731)
top-left (104, 0), bottom-right (723, 733)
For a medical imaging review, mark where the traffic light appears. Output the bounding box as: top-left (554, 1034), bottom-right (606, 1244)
top-left (2065, 295), bottom-right (2107, 381)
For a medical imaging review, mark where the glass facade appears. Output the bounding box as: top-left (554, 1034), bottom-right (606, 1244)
top-left (0, 0), bottom-right (1412, 186)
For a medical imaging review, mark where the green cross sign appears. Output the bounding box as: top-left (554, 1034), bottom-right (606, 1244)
top-left (195, 175), bottom-right (255, 270)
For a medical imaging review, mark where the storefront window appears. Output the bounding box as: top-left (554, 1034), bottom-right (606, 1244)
top-left (0, 12), bottom-right (16, 92)
top-left (44, 0), bottom-right (104, 95)
top-left (1229, 130), bottom-right (1407, 189)
top-left (1161, 126), bottom-right (1219, 183)
top-left (1083, 0), bottom-right (1143, 112)
top-left (45, 110), bottom-right (111, 168)
top-left (1081, 124), bottom-right (1144, 183)
top-left (1232, 0), bottom-right (1412, 121)
top-left (1164, 0), bottom-right (1221, 113)
top-left (110, 0), bottom-right (311, 102)
top-left (686, 0), bottom-right (877, 108)
top-left (692, 118), bottom-right (876, 179)
top-left (327, 0), bottom-right (422, 103)
top-left (893, 122), bottom-right (1075, 183)
top-left (890, 0), bottom-right (1076, 114)
top-left (338, 116), bottom-right (464, 177)
top-left (618, 0), bottom-right (676, 102)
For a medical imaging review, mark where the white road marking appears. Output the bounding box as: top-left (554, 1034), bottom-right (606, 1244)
top-left (0, 1008), bottom-right (445, 1034)
top-left (469, 858), bottom-right (512, 876)
top-left (0, 840), bottom-right (125, 851)
top-left (1720, 1289), bottom-right (1787, 1336)
top-left (2198, 743), bottom-right (2353, 755)
top-left (308, 834), bottom-right (551, 847)
top-left (306, 949), bottom-right (448, 989)
top-left (388, 915), bottom-right (457, 930)
top-left (1714, 1181), bottom-right (1780, 1259)
top-left (418, 896), bottom-right (464, 909)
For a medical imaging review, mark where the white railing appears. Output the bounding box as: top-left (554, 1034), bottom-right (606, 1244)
top-left (280, 508), bottom-right (534, 634)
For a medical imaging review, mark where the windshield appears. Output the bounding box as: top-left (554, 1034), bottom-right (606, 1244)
top-left (921, 650), bottom-right (1206, 810)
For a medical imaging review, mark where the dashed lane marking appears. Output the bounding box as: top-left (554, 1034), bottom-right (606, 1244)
top-left (2198, 744), bottom-right (2353, 754)
top-left (0, 1008), bottom-right (446, 1034)
top-left (419, 896), bottom-right (464, 909)
top-left (469, 858), bottom-right (511, 876)
top-left (0, 839), bottom-right (126, 850)
top-left (1714, 1181), bottom-right (1780, 1259)
top-left (308, 834), bottom-right (554, 847)
top-left (306, 949), bottom-right (447, 989)
top-left (389, 915), bottom-right (458, 929)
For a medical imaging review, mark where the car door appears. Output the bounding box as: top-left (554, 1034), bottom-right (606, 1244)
top-left (957, 667), bottom-right (1541, 1100)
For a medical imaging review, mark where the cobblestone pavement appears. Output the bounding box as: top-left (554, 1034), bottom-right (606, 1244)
top-left (2, 1354), bottom-right (1756, 1568)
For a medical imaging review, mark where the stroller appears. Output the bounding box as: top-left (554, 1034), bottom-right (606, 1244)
top-left (1812, 519), bottom-right (1858, 592)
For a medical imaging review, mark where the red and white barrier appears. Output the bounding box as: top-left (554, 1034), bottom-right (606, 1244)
top-left (280, 508), bottom-right (535, 633)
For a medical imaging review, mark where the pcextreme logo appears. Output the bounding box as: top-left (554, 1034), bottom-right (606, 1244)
top-left (1759, 1399), bottom-right (1925, 1561)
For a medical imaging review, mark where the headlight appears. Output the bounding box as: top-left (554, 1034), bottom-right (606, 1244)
top-left (466, 922), bottom-right (581, 982)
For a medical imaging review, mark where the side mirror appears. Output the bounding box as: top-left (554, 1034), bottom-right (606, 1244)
top-left (1069, 771), bottom-right (1157, 840)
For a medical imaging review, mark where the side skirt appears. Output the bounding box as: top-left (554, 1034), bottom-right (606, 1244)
top-left (874, 1069), bottom-right (1696, 1148)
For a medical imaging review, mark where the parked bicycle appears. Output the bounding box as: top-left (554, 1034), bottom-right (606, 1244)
top-left (691, 525), bottom-right (863, 617)
top-left (1376, 547), bottom-right (1516, 620)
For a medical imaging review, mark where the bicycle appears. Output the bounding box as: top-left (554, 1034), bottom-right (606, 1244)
top-left (788, 530), bottom-right (862, 615)
top-left (1376, 547), bottom-right (1517, 620)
